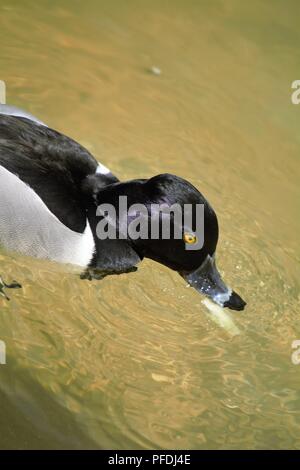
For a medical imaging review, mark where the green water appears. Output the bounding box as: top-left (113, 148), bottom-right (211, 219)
top-left (0, 0), bottom-right (299, 449)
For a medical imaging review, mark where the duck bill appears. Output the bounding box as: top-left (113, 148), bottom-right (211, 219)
top-left (181, 255), bottom-right (246, 311)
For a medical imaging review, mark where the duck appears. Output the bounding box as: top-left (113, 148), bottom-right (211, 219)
top-left (0, 104), bottom-right (246, 310)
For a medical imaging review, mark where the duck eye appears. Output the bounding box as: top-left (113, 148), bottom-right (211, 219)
top-left (183, 232), bottom-right (198, 244)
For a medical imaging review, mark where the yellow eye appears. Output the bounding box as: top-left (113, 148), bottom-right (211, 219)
top-left (183, 233), bottom-right (198, 244)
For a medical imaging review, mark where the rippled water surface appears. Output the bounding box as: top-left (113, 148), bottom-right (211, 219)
top-left (0, 0), bottom-right (299, 449)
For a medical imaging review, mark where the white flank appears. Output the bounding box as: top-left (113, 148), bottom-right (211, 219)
top-left (0, 165), bottom-right (95, 267)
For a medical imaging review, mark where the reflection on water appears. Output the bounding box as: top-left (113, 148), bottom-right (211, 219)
top-left (0, 0), bottom-right (300, 449)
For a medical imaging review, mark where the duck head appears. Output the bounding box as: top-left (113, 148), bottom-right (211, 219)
top-left (82, 173), bottom-right (246, 311)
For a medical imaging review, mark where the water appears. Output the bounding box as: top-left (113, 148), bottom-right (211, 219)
top-left (0, 0), bottom-right (300, 449)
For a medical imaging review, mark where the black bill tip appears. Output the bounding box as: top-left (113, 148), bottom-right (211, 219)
top-left (223, 291), bottom-right (246, 311)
